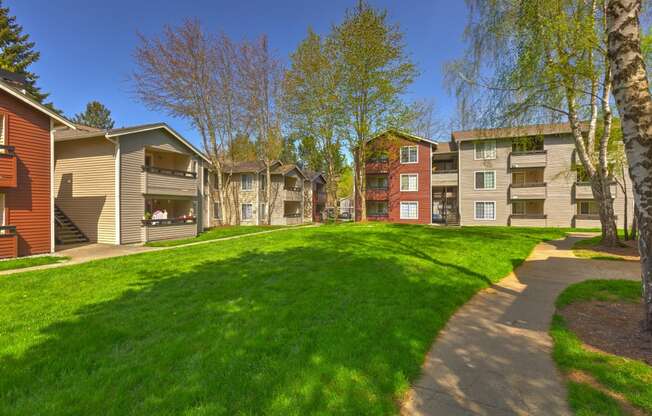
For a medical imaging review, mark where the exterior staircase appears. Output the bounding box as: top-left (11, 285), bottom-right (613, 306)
top-left (55, 205), bottom-right (89, 245)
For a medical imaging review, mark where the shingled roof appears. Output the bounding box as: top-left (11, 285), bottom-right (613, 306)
top-left (451, 122), bottom-right (589, 142)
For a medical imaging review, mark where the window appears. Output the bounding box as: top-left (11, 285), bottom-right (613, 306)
top-left (578, 200), bottom-right (599, 216)
top-left (400, 146), bottom-right (418, 164)
top-left (213, 203), bottom-right (221, 219)
top-left (241, 174), bottom-right (253, 191)
top-left (368, 151), bottom-right (389, 163)
top-left (367, 175), bottom-right (388, 190)
top-left (0, 114), bottom-right (6, 147)
top-left (512, 200), bottom-right (544, 216)
top-left (512, 136), bottom-right (544, 153)
top-left (367, 201), bottom-right (388, 216)
top-left (203, 168), bottom-right (209, 183)
top-left (400, 174), bottom-right (418, 191)
top-left (241, 203), bottom-right (253, 220)
top-left (475, 140), bottom-right (496, 160)
top-left (475, 201), bottom-right (496, 220)
top-left (475, 171), bottom-right (496, 190)
top-left (400, 201), bottom-right (418, 219)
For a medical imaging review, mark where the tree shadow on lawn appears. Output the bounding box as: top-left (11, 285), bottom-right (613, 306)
top-left (0, 225), bottom-right (539, 415)
top-left (0, 253), bottom-right (476, 413)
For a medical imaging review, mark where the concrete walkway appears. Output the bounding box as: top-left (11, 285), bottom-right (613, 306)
top-left (0, 225), bottom-right (315, 276)
top-left (401, 234), bottom-right (641, 416)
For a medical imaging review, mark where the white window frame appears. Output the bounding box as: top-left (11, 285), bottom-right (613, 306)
top-left (241, 203), bottom-right (253, 220)
top-left (474, 140), bottom-right (497, 160)
top-left (400, 145), bottom-right (419, 164)
top-left (474, 170), bottom-right (496, 190)
top-left (0, 114), bottom-right (6, 147)
top-left (241, 174), bottom-right (253, 191)
top-left (400, 201), bottom-right (419, 220)
top-left (400, 173), bottom-right (419, 192)
top-left (474, 201), bottom-right (496, 221)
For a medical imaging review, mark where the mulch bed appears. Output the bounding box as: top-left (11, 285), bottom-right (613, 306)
top-left (559, 300), bottom-right (652, 364)
top-left (587, 240), bottom-right (640, 260)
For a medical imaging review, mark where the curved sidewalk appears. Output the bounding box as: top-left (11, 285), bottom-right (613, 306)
top-left (402, 234), bottom-right (641, 416)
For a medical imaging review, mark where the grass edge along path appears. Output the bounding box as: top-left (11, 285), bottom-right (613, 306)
top-left (551, 279), bottom-right (652, 415)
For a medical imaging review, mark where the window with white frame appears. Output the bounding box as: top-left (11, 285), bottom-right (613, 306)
top-left (400, 146), bottom-right (418, 164)
top-left (475, 201), bottom-right (496, 220)
top-left (241, 174), bottom-right (253, 191)
top-left (400, 201), bottom-right (418, 219)
top-left (0, 114), bottom-right (6, 147)
top-left (475, 171), bottom-right (496, 190)
top-left (475, 140), bottom-right (496, 160)
top-left (400, 174), bottom-right (418, 191)
top-left (241, 203), bottom-right (253, 220)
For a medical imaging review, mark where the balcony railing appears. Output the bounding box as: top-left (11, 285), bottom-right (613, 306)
top-left (510, 182), bottom-right (547, 199)
top-left (366, 184), bottom-right (388, 190)
top-left (141, 217), bottom-right (197, 227)
top-left (142, 165), bottom-right (198, 197)
top-left (284, 213), bottom-right (302, 218)
top-left (284, 185), bottom-right (302, 192)
top-left (510, 150), bottom-right (547, 168)
top-left (142, 165), bottom-right (197, 178)
top-left (0, 145), bottom-right (17, 188)
top-left (431, 170), bottom-right (458, 186)
top-left (510, 214), bottom-right (547, 219)
top-left (0, 225), bottom-right (17, 258)
top-left (367, 156), bottom-right (389, 163)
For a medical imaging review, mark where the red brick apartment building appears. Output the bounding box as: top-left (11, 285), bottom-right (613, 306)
top-left (355, 130), bottom-right (437, 224)
top-left (0, 72), bottom-right (75, 257)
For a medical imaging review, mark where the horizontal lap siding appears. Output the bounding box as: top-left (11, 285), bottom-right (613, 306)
top-left (0, 92), bottom-right (51, 256)
top-left (54, 137), bottom-right (115, 243)
top-left (144, 224), bottom-right (197, 241)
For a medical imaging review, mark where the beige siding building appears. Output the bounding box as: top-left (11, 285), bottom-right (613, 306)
top-left (54, 123), bottom-right (211, 245)
top-left (451, 123), bottom-right (634, 228)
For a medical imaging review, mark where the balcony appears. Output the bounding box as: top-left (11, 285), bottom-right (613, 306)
top-left (0, 146), bottom-right (17, 188)
top-left (366, 184), bottom-right (388, 201)
top-left (431, 170), bottom-right (458, 187)
top-left (574, 181), bottom-right (618, 200)
top-left (510, 150), bottom-right (547, 169)
top-left (366, 156), bottom-right (389, 173)
top-left (141, 166), bottom-right (198, 197)
top-left (509, 214), bottom-right (547, 227)
top-left (0, 225), bottom-right (17, 258)
top-left (510, 183), bottom-right (547, 200)
top-left (141, 217), bottom-right (197, 242)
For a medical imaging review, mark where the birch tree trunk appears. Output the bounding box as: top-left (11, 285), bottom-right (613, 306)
top-left (355, 147), bottom-right (367, 222)
top-left (266, 163), bottom-right (272, 225)
top-left (606, 0), bottom-right (652, 329)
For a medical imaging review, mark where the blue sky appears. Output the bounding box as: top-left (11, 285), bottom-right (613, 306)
top-left (9, 0), bottom-right (467, 146)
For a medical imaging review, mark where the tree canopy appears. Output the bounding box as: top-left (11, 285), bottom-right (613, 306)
top-left (72, 101), bottom-right (115, 130)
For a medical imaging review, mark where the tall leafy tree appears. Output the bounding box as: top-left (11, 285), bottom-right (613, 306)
top-left (606, 0), bottom-right (652, 329)
top-left (331, 1), bottom-right (417, 220)
top-left (0, 1), bottom-right (48, 102)
top-left (451, 0), bottom-right (621, 246)
top-left (284, 28), bottom-right (346, 206)
top-left (72, 101), bottom-right (115, 129)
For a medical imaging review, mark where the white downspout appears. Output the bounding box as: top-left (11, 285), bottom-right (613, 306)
top-left (105, 135), bottom-right (121, 245)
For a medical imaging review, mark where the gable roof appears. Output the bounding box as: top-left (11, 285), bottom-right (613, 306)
top-left (54, 122), bottom-right (210, 163)
top-left (366, 129), bottom-right (438, 145)
top-left (224, 160), bottom-right (282, 174)
top-left (451, 122), bottom-right (589, 142)
top-left (0, 79), bottom-right (75, 128)
top-left (301, 169), bottom-right (326, 183)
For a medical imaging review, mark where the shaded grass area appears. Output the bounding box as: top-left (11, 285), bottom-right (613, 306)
top-left (0, 256), bottom-right (69, 272)
top-left (0, 223), bottom-right (564, 415)
top-left (572, 231), bottom-right (631, 261)
top-left (551, 280), bottom-right (652, 415)
top-left (144, 225), bottom-right (291, 247)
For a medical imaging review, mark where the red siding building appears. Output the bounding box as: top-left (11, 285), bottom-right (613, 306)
top-left (0, 76), bottom-right (75, 257)
top-left (355, 131), bottom-right (436, 224)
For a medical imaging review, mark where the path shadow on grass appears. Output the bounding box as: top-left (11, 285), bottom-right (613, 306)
top-left (0, 225), bottom-right (547, 415)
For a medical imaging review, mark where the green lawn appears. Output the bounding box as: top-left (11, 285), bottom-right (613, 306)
top-left (572, 231), bottom-right (630, 261)
top-left (0, 223), bottom-right (564, 415)
top-left (145, 225), bottom-right (292, 247)
top-left (0, 255), bottom-right (68, 272)
top-left (551, 280), bottom-right (652, 415)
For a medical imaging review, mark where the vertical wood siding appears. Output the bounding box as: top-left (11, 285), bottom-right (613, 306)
top-left (54, 137), bottom-right (116, 243)
top-left (0, 91), bottom-right (51, 256)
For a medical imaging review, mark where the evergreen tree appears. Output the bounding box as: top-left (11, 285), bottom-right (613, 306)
top-left (0, 1), bottom-right (48, 102)
top-left (72, 101), bottom-right (115, 129)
